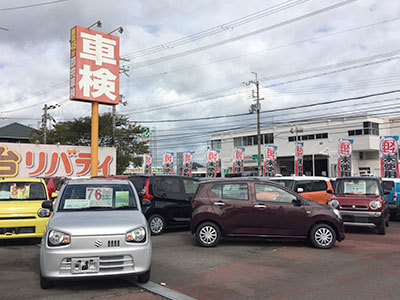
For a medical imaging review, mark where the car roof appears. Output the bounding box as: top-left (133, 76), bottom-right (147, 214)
top-left (269, 176), bottom-right (329, 181)
top-left (200, 177), bottom-right (272, 184)
top-left (0, 178), bottom-right (45, 183)
top-left (66, 178), bottom-right (131, 185)
top-left (382, 178), bottom-right (400, 182)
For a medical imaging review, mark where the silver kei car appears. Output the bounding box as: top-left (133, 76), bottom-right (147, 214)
top-left (39, 178), bottom-right (152, 289)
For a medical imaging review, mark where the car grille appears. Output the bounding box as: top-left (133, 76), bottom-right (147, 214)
top-left (0, 217), bottom-right (36, 220)
top-left (342, 215), bottom-right (370, 223)
top-left (0, 226), bottom-right (35, 234)
top-left (108, 240), bottom-right (120, 248)
top-left (340, 205), bottom-right (368, 210)
top-left (59, 255), bottom-right (134, 274)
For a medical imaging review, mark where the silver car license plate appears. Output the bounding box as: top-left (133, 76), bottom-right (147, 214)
top-left (71, 257), bottom-right (99, 274)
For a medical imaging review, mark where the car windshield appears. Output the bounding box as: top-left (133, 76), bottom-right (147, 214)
top-left (335, 179), bottom-right (381, 196)
top-left (0, 182), bottom-right (47, 201)
top-left (58, 184), bottom-right (138, 211)
top-left (269, 179), bottom-right (294, 190)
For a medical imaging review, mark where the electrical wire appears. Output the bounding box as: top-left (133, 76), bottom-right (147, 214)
top-left (0, 0), bottom-right (70, 11)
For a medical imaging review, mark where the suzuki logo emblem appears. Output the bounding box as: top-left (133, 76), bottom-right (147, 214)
top-left (94, 240), bottom-right (102, 248)
top-left (352, 205), bottom-right (356, 208)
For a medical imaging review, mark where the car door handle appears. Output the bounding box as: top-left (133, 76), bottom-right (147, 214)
top-left (213, 201), bottom-right (225, 206)
top-left (254, 204), bottom-right (267, 209)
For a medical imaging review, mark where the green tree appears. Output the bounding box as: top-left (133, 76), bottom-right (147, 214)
top-left (31, 113), bottom-right (149, 174)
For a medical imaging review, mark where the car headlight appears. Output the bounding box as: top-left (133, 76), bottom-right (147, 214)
top-left (327, 199), bottom-right (339, 208)
top-left (369, 200), bottom-right (382, 210)
top-left (332, 208), bottom-right (342, 219)
top-left (48, 230), bottom-right (70, 247)
top-left (126, 227), bottom-right (146, 243)
top-left (37, 208), bottom-right (50, 218)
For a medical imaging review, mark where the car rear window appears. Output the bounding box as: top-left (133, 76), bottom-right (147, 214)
top-left (182, 179), bottom-right (199, 195)
top-left (312, 180), bottom-right (328, 192)
top-left (58, 184), bottom-right (137, 211)
top-left (129, 177), bottom-right (147, 191)
top-left (0, 182), bottom-right (47, 201)
top-left (382, 180), bottom-right (394, 191)
top-left (269, 179), bottom-right (294, 190)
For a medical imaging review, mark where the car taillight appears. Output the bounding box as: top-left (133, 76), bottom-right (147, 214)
top-left (143, 179), bottom-right (153, 200)
top-left (394, 193), bottom-right (398, 202)
top-left (192, 200), bottom-right (198, 209)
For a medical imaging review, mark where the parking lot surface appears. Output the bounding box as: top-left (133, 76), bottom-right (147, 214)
top-left (1, 223), bottom-right (400, 300)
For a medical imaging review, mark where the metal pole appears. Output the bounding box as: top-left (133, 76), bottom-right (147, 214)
top-left (43, 104), bottom-right (48, 144)
top-left (112, 105), bottom-right (116, 146)
top-left (256, 79), bottom-right (261, 176)
top-left (91, 102), bottom-right (99, 176)
top-left (312, 150), bottom-right (315, 176)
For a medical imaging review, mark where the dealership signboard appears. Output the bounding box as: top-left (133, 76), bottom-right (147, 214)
top-left (206, 149), bottom-right (220, 178)
top-left (264, 145), bottom-right (277, 177)
top-left (0, 142), bottom-right (116, 178)
top-left (182, 151), bottom-right (193, 177)
top-left (294, 142), bottom-right (304, 176)
top-left (337, 139), bottom-right (353, 177)
top-left (380, 136), bottom-right (399, 178)
top-left (70, 25), bottom-right (120, 105)
top-left (143, 154), bottom-right (152, 175)
top-left (232, 147), bottom-right (245, 174)
top-left (162, 152), bottom-right (174, 175)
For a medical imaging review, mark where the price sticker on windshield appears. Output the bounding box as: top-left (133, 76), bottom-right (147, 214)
top-left (10, 185), bottom-right (30, 199)
top-left (86, 187), bottom-right (113, 207)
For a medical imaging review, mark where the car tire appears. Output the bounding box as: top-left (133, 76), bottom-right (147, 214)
top-left (385, 217), bottom-right (389, 227)
top-left (40, 274), bottom-right (54, 289)
top-left (195, 222), bottom-right (221, 247)
top-left (138, 269), bottom-right (151, 283)
top-left (378, 217), bottom-right (386, 235)
top-left (148, 214), bottom-right (165, 235)
top-left (309, 223), bottom-right (336, 249)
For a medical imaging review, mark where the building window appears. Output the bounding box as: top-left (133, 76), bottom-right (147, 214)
top-left (363, 121), bottom-right (379, 135)
top-left (234, 137), bottom-right (242, 146)
top-left (211, 139), bottom-right (221, 149)
top-left (288, 136), bottom-right (295, 142)
top-left (316, 133), bottom-right (328, 139)
top-left (263, 133), bottom-right (274, 144)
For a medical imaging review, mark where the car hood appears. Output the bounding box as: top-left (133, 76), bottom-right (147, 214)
top-left (331, 194), bottom-right (382, 204)
top-left (0, 200), bottom-right (43, 217)
top-left (48, 210), bottom-right (147, 236)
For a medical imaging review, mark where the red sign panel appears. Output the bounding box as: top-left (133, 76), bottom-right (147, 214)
top-left (380, 136), bottom-right (399, 178)
top-left (70, 26), bottom-right (120, 105)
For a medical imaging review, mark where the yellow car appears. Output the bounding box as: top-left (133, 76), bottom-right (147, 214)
top-left (0, 178), bottom-right (51, 239)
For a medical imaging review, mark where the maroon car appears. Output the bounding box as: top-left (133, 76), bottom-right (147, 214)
top-left (191, 178), bottom-right (344, 249)
top-left (327, 177), bottom-right (389, 235)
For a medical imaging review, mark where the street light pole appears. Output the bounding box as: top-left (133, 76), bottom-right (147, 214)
top-left (312, 141), bottom-right (323, 176)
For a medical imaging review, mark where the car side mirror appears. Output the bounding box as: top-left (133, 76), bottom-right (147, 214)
top-left (297, 187), bottom-right (304, 193)
top-left (292, 199), bottom-right (302, 206)
top-left (51, 192), bottom-right (58, 199)
top-left (42, 200), bottom-right (53, 210)
top-left (142, 199), bottom-right (151, 207)
top-left (138, 189), bottom-right (145, 197)
top-left (327, 189), bottom-right (333, 194)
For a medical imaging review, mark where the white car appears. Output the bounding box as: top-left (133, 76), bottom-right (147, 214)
top-left (40, 178), bottom-right (152, 289)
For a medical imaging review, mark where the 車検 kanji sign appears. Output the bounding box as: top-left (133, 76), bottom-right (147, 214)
top-left (70, 26), bottom-right (120, 105)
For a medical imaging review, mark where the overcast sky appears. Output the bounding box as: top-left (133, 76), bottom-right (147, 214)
top-left (1, 0), bottom-right (400, 165)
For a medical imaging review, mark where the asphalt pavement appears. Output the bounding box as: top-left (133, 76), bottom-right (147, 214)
top-left (1, 223), bottom-right (400, 300)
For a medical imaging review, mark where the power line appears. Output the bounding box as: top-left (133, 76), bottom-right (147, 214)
top-left (132, 90), bottom-right (400, 123)
top-left (0, 0), bottom-right (70, 11)
top-left (122, 0), bottom-right (310, 59)
top-left (126, 0), bottom-right (359, 69)
top-left (130, 17), bottom-right (400, 82)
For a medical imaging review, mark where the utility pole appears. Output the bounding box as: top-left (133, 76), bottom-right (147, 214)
top-left (42, 104), bottom-right (48, 144)
top-left (112, 105), bottom-right (116, 146)
top-left (245, 72), bottom-right (263, 176)
top-left (42, 103), bottom-right (61, 144)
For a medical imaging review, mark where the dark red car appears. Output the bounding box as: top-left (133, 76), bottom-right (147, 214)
top-left (42, 177), bottom-right (65, 199)
top-left (191, 178), bottom-right (344, 249)
top-left (327, 177), bottom-right (390, 235)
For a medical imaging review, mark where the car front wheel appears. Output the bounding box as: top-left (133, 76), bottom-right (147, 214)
top-left (148, 214), bottom-right (165, 235)
top-left (196, 222), bottom-right (221, 247)
top-left (309, 223), bottom-right (336, 249)
top-left (378, 216), bottom-right (386, 235)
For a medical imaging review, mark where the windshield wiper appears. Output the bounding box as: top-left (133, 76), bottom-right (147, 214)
top-left (114, 206), bottom-right (137, 210)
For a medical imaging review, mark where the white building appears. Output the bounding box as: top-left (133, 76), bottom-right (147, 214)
top-left (210, 115), bottom-right (400, 177)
